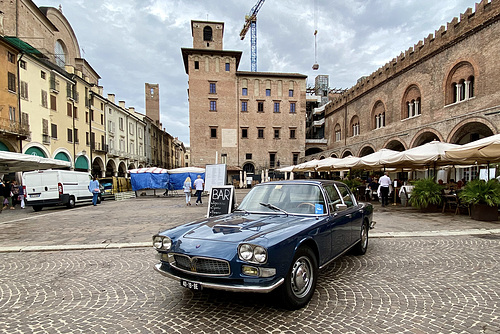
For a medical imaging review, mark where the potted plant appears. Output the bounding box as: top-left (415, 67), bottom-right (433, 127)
top-left (408, 178), bottom-right (443, 211)
top-left (459, 179), bottom-right (500, 221)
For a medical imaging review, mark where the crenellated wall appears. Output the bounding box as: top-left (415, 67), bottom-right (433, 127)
top-left (327, 0), bottom-right (500, 114)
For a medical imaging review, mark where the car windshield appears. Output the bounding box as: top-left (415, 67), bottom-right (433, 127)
top-left (237, 183), bottom-right (326, 215)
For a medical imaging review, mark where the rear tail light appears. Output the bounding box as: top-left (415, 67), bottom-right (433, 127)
top-left (58, 182), bottom-right (63, 195)
top-left (23, 186), bottom-right (26, 198)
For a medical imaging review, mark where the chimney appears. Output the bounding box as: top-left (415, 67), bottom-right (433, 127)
top-left (129, 107), bottom-right (135, 113)
top-left (119, 101), bottom-right (126, 109)
top-left (108, 94), bottom-right (115, 103)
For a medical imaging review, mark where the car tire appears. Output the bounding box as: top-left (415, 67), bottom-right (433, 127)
top-left (278, 247), bottom-right (318, 310)
top-left (66, 196), bottom-right (76, 209)
top-left (33, 205), bottom-right (42, 212)
top-left (352, 221), bottom-right (369, 255)
top-left (97, 195), bottom-right (102, 204)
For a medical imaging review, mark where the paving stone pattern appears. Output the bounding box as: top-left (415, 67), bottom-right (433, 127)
top-left (1, 235), bottom-right (499, 333)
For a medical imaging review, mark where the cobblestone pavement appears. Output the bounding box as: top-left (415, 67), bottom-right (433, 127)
top-left (0, 191), bottom-right (500, 333)
top-left (1, 236), bottom-right (499, 333)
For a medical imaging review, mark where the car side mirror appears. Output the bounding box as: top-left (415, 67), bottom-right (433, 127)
top-left (335, 203), bottom-right (348, 211)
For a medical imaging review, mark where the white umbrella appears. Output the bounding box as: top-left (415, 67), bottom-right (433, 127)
top-left (329, 155), bottom-right (362, 170)
top-left (277, 165), bottom-right (294, 172)
top-left (0, 151), bottom-right (71, 173)
top-left (315, 157), bottom-right (343, 172)
top-left (357, 149), bottom-right (403, 169)
top-left (292, 159), bottom-right (321, 172)
top-left (394, 141), bottom-right (462, 168)
top-left (445, 134), bottom-right (500, 163)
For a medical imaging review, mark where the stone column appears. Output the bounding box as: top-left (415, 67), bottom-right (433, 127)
top-left (414, 100), bottom-right (419, 116)
top-left (464, 81), bottom-right (470, 99)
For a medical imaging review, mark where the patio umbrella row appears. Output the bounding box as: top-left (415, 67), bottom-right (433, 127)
top-left (278, 134), bottom-right (500, 173)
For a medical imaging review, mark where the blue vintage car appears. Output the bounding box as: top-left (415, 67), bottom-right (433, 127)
top-left (153, 180), bottom-right (374, 309)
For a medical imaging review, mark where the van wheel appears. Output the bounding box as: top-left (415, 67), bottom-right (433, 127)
top-left (33, 205), bottom-right (43, 212)
top-left (66, 196), bottom-right (76, 208)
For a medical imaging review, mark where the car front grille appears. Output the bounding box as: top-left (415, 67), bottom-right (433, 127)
top-left (171, 254), bottom-right (230, 276)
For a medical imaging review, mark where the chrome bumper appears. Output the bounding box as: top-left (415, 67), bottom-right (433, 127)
top-left (154, 263), bottom-right (284, 293)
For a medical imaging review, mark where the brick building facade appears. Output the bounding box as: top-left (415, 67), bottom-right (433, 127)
top-left (182, 20), bottom-right (307, 176)
top-left (305, 0), bottom-right (500, 163)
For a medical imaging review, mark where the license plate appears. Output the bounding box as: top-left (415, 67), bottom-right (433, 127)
top-left (30, 194), bottom-right (40, 198)
top-left (180, 279), bottom-right (203, 291)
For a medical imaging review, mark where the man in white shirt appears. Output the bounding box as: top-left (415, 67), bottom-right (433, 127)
top-left (193, 175), bottom-right (205, 205)
top-left (378, 172), bottom-right (392, 207)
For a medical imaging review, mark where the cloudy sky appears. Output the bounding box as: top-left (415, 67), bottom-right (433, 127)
top-left (33, 0), bottom-right (479, 146)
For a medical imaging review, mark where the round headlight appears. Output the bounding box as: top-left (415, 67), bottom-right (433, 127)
top-left (253, 246), bottom-right (267, 263)
top-left (239, 244), bottom-right (253, 261)
top-left (153, 236), bottom-right (163, 249)
top-left (162, 237), bottom-right (172, 250)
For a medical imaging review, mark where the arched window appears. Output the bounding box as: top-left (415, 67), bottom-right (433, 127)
top-left (334, 124), bottom-right (341, 142)
top-left (203, 26), bottom-right (213, 41)
top-left (401, 85), bottom-right (421, 119)
top-left (350, 116), bottom-right (360, 137)
top-left (372, 100), bottom-right (386, 129)
top-left (445, 62), bottom-right (475, 105)
top-left (54, 40), bottom-right (66, 68)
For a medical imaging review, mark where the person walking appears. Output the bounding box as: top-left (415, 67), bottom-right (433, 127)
top-left (193, 175), bottom-right (204, 205)
top-left (88, 176), bottom-right (100, 206)
top-left (18, 182), bottom-right (25, 209)
top-left (378, 172), bottom-right (392, 207)
top-left (183, 176), bottom-right (192, 206)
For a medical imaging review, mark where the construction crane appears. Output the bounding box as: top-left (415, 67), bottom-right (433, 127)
top-left (240, 0), bottom-right (265, 72)
top-left (312, 0), bottom-right (319, 70)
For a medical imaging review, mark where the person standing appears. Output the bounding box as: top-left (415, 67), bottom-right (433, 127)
top-left (193, 175), bottom-right (204, 205)
top-left (88, 176), bottom-right (100, 206)
top-left (183, 176), bottom-right (192, 206)
top-left (378, 172), bottom-right (392, 207)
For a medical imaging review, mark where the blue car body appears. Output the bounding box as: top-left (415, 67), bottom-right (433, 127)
top-left (153, 180), bottom-right (374, 308)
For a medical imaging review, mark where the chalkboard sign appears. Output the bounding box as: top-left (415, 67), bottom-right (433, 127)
top-left (207, 185), bottom-right (235, 217)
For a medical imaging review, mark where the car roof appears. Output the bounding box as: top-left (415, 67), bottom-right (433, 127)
top-left (257, 179), bottom-right (342, 187)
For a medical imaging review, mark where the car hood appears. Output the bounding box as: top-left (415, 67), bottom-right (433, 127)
top-left (182, 213), bottom-right (316, 244)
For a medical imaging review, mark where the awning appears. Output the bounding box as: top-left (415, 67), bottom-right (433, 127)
top-left (0, 151), bottom-right (71, 174)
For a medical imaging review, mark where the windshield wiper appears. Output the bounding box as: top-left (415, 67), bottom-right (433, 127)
top-left (259, 202), bottom-right (289, 215)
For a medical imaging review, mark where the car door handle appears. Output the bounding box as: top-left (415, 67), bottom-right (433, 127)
top-left (346, 214), bottom-right (352, 218)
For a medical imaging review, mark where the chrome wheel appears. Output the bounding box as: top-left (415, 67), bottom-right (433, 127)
top-left (279, 247), bottom-right (318, 310)
top-left (290, 256), bottom-right (314, 298)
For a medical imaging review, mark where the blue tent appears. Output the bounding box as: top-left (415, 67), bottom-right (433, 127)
top-left (129, 167), bottom-right (205, 191)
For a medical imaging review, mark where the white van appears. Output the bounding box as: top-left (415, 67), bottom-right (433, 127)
top-left (22, 170), bottom-right (99, 211)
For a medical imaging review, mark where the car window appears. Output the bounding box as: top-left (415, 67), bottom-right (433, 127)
top-left (335, 184), bottom-right (355, 208)
top-left (324, 185), bottom-right (341, 212)
top-left (238, 184), bottom-right (326, 215)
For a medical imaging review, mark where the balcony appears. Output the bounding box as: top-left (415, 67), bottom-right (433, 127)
top-left (0, 116), bottom-right (30, 139)
top-left (42, 134), bottom-right (50, 144)
top-left (313, 118), bottom-right (325, 127)
top-left (305, 138), bottom-right (328, 145)
top-left (91, 142), bottom-right (108, 153)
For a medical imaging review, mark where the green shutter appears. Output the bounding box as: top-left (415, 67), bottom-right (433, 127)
top-left (54, 152), bottom-right (70, 162)
top-left (75, 156), bottom-right (88, 170)
top-left (25, 147), bottom-right (46, 157)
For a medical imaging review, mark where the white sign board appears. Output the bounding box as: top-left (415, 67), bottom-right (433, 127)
top-left (204, 164), bottom-right (227, 192)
